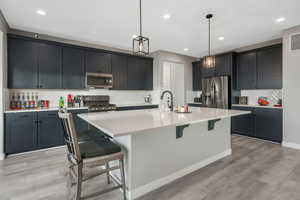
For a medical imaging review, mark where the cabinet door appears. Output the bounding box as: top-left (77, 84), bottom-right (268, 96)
top-left (257, 45), bottom-right (282, 89)
top-left (231, 106), bottom-right (254, 137)
top-left (192, 62), bottom-right (202, 91)
top-left (5, 112), bottom-right (37, 154)
top-left (37, 111), bottom-right (64, 148)
top-left (112, 54), bottom-right (128, 90)
top-left (38, 43), bottom-right (62, 89)
top-left (144, 58), bottom-right (153, 90)
top-left (69, 109), bottom-right (89, 133)
top-left (8, 38), bottom-right (38, 89)
top-left (215, 53), bottom-right (232, 76)
top-left (254, 108), bottom-right (283, 143)
top-left (127, 56), bottom-right (145, 90)
top-left (85, 50), bottom-right (112, 73)
top-left (236, 51), bottom-right (257, 89)
top-left (62, 47), bottom-right (85, 89)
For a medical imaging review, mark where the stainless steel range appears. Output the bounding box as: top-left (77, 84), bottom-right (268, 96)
top-left (82, 95), bottom-right (116, 112)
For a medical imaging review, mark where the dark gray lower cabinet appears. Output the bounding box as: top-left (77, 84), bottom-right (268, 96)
top-left (69, 109), bottom-right (89, 133)
top-left (37, 111), bottom-right (64, 148)
top-left (5, 112), bottom-right (37, 154)
top-left (5, 109), bottom-right (89, 155)
top-left (254, 108), bottom-right (282, 143)
top-left (231, 106), bottom-right (254, 137)
top-left (231, 106), bottom-right (282, 143)
top-left (188, 103), bottom-right (206, 107)
top-left (116, 105), bottom-right (158, 111)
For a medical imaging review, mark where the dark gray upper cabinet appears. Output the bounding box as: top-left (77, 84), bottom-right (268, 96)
top-left (112, 54), bottom-right (128, 90)
top-left (37, 111), bottom-right (64, 148)
top-left (38, 43), bottom-right (62, 89)
top-left (127, 56), bottom-right (153, 90)
top-left (256, 45), bottom-right (282, 89)
top-left (254, 108), bottom-right (282, 143)
top-left (7, 35), bottom-right (153, 90)
top-left (85, 50), bottom-right (112, 73)
top-left (236, 51), bottom-right (257, 89)
top-left (5, 112), bottom-right (37, 154)
top-left (215, 53), bottom-right (232, 76)
top-left (192, 61), bottom-right (202, 91)
top-left (62, 47), bottom-right (85, 89)
top-left (231, 106), bottom-right (254, 137)
top-left (8, 38), bottom-right (39, 89)
top-left (144, 58), bottom-right (153, 90)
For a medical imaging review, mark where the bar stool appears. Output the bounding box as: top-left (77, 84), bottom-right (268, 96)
top-left (58, 110), bottom-right (126, 200)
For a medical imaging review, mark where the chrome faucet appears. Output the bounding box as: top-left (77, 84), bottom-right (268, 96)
top-left (160, 90), bottom-right (174, 111)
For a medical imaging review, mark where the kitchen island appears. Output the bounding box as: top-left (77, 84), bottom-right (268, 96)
top-left (78, 107), bottom-right (249, 200)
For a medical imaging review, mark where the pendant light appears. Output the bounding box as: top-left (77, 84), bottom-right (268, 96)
top-left (203, 14), bottom-right (215, 68)
top-left (133, 0), bottom-right (149, 55)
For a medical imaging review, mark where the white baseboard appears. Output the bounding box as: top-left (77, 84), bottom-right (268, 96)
top-left (282, 141), bottom-right (300, 150)
top-left (0, 153), bottom-right (5, 160)
top-left (129, 149), bottom-right (232, 200)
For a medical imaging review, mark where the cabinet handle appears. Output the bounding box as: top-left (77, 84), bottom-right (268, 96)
top-left (39, 85), bottom-right (44, 88)
top-left (19, 115), bottom-right (29, 118)
top-left (47, 114), bottom-right (57, 116)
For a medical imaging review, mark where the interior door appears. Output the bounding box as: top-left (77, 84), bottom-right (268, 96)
top-left (162, 62), bottom-right (185, 106)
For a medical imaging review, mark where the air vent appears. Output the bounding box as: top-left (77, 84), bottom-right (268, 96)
top-left (291, 33), bottom-right (300, 50)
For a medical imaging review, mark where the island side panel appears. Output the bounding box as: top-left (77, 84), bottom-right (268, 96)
top-left (130, 118), bottom-right (232, 198)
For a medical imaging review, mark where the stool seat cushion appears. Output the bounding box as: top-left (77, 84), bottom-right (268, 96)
top-left (79, 139), bottom-right (121, 159)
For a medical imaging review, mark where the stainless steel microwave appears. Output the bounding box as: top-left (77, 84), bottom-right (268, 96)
top-left (86, 72), bottom-right (113, 89)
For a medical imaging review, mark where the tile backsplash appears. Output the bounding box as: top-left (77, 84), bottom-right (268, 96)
top-left (240, 89), bottom-right (282, 105)
top-left (6, 89), bottom-right (160, 110)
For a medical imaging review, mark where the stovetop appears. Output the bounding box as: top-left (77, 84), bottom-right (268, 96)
top-left (82, 95), bottom-right (116, 112)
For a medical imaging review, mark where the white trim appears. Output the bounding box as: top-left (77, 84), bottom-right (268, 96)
top-left (0, 153), bottom-right (5, 160)
top-left (282, 141), bottom-right (300, 150)
top-left (129, 149), bottom-right (232, 200)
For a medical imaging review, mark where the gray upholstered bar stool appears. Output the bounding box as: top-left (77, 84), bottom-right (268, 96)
top-left (58, 110), bottom-right (126, 200)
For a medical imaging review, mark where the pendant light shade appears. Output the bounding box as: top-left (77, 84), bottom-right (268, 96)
top-left (203, 14), bottom-right (215, 68)
top-left (133, 0), bottom-right (149, 55)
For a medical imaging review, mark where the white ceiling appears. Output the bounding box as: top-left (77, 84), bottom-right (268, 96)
top-left (0, 0), bottom-right (299, 57)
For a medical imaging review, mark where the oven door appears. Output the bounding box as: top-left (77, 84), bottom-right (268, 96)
top-left (86, 73), bottom-right (113, 89)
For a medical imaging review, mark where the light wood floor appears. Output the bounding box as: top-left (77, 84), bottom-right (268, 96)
top-left (1, 135), bottom-right (300, 200)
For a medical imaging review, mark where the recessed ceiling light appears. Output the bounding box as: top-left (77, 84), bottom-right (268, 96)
top-left (183, 48), bottom-right (189, 52)
top-left (276, 17), bottom-right (286, 23)
top-left (218, 36), bottom-right (225, 41)
top-left (163, 14), bottom-right (171, 20)
top-left (36, 9), bottom-right (46, 16)
top-left (132, 34), bottom-right (138, 39)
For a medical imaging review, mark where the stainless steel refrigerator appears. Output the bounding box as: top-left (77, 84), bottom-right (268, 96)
top-left (202, 76), bottom-right (230, 109)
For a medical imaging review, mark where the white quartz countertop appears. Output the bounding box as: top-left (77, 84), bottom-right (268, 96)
top-left (78, 107), bottom-right (250, 137)
top-left (5, 107), bottom-right (89, 113)
top-left (116, 103), bottom-right (158, 107)
top-left (232, 104), bottom-right (283, 109)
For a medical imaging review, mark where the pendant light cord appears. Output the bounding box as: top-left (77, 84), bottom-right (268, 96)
top-left (208, 17), bottom-right (211, 56)
top-left (140, 0), bottom-right (142, 36)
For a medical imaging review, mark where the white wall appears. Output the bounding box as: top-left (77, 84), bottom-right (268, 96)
top-left (282, 25), bottom-right (300, 148)
top-left (151, 50), bottom-right (196, 104)
top-left (0, 10), bottom-right (8, 159)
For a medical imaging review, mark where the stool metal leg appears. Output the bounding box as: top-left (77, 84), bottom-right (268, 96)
top-left (75, 163), bottom-right (83, 200)
top-left (119, 158), bottom-right (127, 200)
top-left (105, 162), bottom-right (111, 184)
